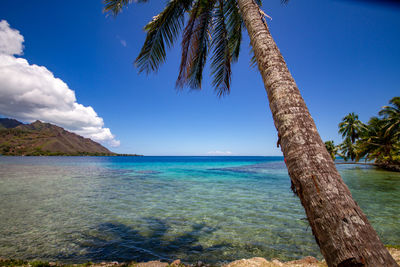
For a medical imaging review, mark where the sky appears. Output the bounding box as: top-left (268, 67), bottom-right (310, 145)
top-left (0, 0), bottom-right (399, 156)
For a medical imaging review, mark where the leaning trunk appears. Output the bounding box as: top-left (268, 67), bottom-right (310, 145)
top-left (237, 0), bottom-right (398, 266)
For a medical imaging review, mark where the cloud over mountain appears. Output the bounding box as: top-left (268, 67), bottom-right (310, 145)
top-left (0, 20), bottom-right (120, 147)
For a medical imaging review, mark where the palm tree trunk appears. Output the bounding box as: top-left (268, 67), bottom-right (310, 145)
top-left (236, 0), bottom-right (398, 266)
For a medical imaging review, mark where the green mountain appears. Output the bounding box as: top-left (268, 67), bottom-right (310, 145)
top-left (0, 119), bottom-right (116, 156)
top-left (0, 118), bottom-right (23, 129)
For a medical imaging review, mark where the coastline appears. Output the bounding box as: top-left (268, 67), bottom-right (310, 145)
top-left (335, 161), bottom-right (400, 172)
top-left (1, 247), bottom-right (399, 267)
top-left (1, 157), bottom-right (399, 265)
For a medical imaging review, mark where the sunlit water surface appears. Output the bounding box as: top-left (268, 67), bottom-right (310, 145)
top-left (0, 156), bottom-right (399, 264)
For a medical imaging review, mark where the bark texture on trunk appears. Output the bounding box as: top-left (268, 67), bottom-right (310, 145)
top-left (236, 0), bottom-right (398, 266)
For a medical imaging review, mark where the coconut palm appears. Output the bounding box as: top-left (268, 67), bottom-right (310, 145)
top-left (339, 112), bottom-right (365, 144)
top-left (103, 0), bottom-right (397, 265)
top-left (324, 140), bottom-right (338, 160)
top-left (357, 117), bottom-right (390, 161)
top-left (379, 96), bottom-right (400, 140)
top-left (357, 116), bottom-right (400, 165)
top-left (339, 137), bottom-right (358, 161)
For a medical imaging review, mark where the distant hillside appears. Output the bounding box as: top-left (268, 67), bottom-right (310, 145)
top-left (0, 118), bottom-right (23, 129)
top-left (0, 119), bottom-right (117, 156)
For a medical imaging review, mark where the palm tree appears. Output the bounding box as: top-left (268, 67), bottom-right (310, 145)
top-left (103, 0), bottom-right (397, 265)
top-left (357, 116), bottom-right (400, 165)
top-left (379, 96), bottom-right (400, 140)
top-left (356, 117), bottom-right (389, 161)
top-left (324, 140), bottom-right (338, 160)
top-left (339, 137), bottom-right (358, 161)
top-left (339, 112), bottom-right (365, 144)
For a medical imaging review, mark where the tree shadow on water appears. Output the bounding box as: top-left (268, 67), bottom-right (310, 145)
top-left (61, 217), bottom-right (231, 264)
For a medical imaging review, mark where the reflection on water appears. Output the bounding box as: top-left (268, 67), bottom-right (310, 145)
top-left (0, 156), bottom-right (399, 264)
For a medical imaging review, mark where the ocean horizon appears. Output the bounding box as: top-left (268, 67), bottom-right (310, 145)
top-left (0, 156), bottom-right (399, 264)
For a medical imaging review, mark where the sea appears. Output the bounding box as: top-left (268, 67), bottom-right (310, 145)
top-left (0, 156), bottom-right (399, 264)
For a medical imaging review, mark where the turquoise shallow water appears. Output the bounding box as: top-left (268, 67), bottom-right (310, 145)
top-left (0, 156), bottom-right (399, 264)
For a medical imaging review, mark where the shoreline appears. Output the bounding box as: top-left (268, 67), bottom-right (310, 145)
top-left (335, 162), bottom-right (376, 165)
top-left (1, 247), bottom-right (399, 267)
top-left (335, 161), bottom-right (400, 172)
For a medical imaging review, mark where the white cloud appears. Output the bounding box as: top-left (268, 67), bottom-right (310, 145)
top-left (0, 20), bottom-right (120, 147)
top-left (207, 150), bottom-right (233, 156)
top-left (0, 20), bottom-right (24, 55)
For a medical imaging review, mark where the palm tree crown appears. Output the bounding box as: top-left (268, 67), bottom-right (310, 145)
top-left (356, 117), bottom-right (397, 162)
top-left (338, 112), bottom-right (364, 144)
top-left (355, 97), bottom-right (400, 164)
top-left (324, 140), bottom-right (338, 160)
top-left (103, 0), bottom-right (263, 96)
top-left (379, 96), bottom-right (400, 140)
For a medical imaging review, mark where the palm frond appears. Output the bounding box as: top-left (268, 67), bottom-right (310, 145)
top-left (210, 0), bottom-right (232, 96)
top-left (187, 0), bottom-right (215, 89)
top-left (378, 96), bottom-right (400, 140)
top-left (379, 106), bottom-right (397, 118)
top-left (177, 0), bottom-right (216, 89)
top-left (176, 2), bottom-right (201, 88)
top-left (249, 47), bottom-right (257, 68)
top-left (389, 96), bottom-right (400, 110)
top-left (135, 0), bottom-right (193, 74)
top-left (225, 0), bottom-right (242, 62)
top-left (338, 112), bottom-right (363, 143)
top-left (103, 0), bottom-right (148, 16)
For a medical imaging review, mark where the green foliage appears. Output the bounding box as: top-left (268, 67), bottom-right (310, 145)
top-left (104, 0), bottom-right (254, 96)
top-left (135, 0), bottom-right (192, 74)
top-left (337, 97), bottom-right (400, 168)
top-left (356, 116), bottom-right (400, 165)
top-left (179, 0), bottom-right (215, 89)
top-left (210, 0), bottom-right (232, 96)
top-left (339, 138), bottom-right (358, 161)
top-left (379, 96), bottom-right (400, 140)
top-left (0, 143), bottom-right (11, 154)
top-left (338, 112), bottom-right (365, 144)
top-left (225, 0), bottom-right (242, 63)
top-left (0, 124), bottom-right (126, 156)
top-left (0, 259), bottom-right (27, 266)
top-left (324, 140), bottom-right (338, 160)
top-left (30, 261), bottom-right (51, 267)
top-left (386, 244), bottom-right (400, 249)
top-left (103, 0), bottom-right (149, 16)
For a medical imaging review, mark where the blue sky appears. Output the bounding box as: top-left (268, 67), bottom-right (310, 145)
top-left (0, 0), bottom-right (399, 155)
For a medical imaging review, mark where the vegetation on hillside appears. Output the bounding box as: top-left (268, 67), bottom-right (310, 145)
top-left (0, 119), bottom-right (140, 156)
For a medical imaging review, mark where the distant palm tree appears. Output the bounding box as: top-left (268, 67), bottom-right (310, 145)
top-left (339, 138), bottom-right (358, 161)
top-left (379, 96), bottom-right (400, 140)
top-left (356, 98), bottom-right (400, 165)
top-left (103, 0), bottom-right (397, 265)
top-left (324, 140), bottom-right (338, 160)
top-left (356, 117), bottom-right (393, 162)
top-left (338, 112), bottom-right (365, 144)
